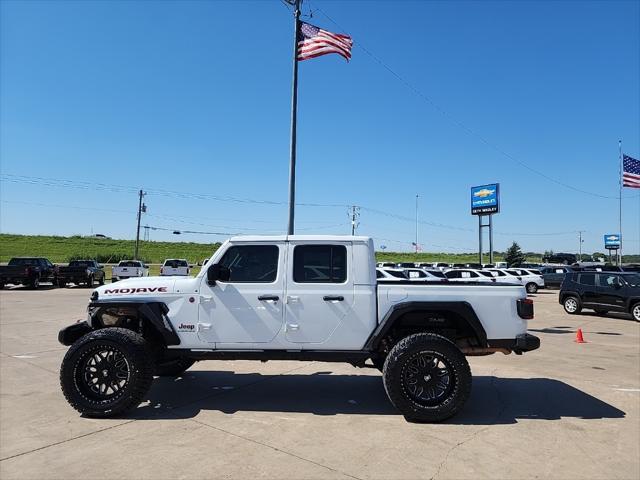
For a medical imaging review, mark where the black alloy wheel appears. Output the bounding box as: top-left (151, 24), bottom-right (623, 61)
top-left (60, 328), bottom-right (153, 417)
top-left (401, 352), bottom-right (453, 406)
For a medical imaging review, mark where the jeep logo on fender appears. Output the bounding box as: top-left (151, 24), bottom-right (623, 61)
top-left (178, 323), bottom-right (195, 331)
top-left (103, 287), bottom-right (168, 294)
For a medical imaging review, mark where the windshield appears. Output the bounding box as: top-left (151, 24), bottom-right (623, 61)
top-left (425, 270), bottom-right (446, 278)
top-left (386, 270), bottom-right (407, 279)
top-left (624, 274), bottom-right (640, 286)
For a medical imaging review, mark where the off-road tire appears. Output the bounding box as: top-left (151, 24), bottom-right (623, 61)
top-left (526, 282), bottom-right (538, 294)
top-left (86, 275), bottom-right (94, 288)
top-left (57, 279), bottom-right (66, 288)
top-left (563, 296), bottom-right (581, 314)
top-left (0, 283), bottom-right (4, 290)
top-left (155, 357), bottom-right (196, 377)
top-left (98, 275), bottom-right (105, 286)
top-left (382, 333), bottom-right (471, 422)
top-left (632, 303), bottom-right (640, 322)
top-left (60, 328), bottom-right (154, 418)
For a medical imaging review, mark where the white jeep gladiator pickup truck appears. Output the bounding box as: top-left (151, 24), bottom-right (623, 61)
top-left (58, 236), bottom-right (539, 422)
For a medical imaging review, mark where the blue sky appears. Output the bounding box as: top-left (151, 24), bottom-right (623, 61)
top-left (1, 0), bottom-right (639, 255)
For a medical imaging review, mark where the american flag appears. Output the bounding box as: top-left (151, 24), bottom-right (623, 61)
top-left (297, 22), bottom-right (352, 62)
top-left (623, 154), bottom-right (640, 188)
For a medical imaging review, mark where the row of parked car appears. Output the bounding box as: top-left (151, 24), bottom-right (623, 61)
top-left (375, 264), bottom-right (546, 293)
top-left (0, 257), bottom-right (195, 289)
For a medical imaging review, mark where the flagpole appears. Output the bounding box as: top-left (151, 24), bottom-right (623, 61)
top-left (287, 0), bottom-right (302, 235)
top-left (619, 139), bottom-right (623, 265)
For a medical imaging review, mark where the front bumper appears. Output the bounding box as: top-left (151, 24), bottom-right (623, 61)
top-left (58, 321), bottom-right (92, 346)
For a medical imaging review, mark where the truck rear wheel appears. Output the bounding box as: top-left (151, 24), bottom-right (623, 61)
top-left (86, 275), bottom-right (94, 287)
top-left (60, 328), bottom-right (153, 418)
top-left (155, 357), bottom-right (196, 377)
top-left (382, 333), bottom-right (471, 422)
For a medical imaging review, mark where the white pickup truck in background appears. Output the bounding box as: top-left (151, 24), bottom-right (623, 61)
top-left (160, 259), bottom-right (190, 276)
top-left (58, 235), bottom-right (539, 422)
top-left (111, 260), bottom-right (149, 282)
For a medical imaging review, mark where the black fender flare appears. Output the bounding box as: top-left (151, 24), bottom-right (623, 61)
top-left (364, 301), bottom-right (488, 350)
top-left (88, 301), bottom-right (180, 346)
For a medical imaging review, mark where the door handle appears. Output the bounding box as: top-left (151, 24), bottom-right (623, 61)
top-left (323, 295), bottom-right (344, 302)
top-left (287, 323), bottom-right (299, 331)
top-left (258, 295), bottom-right (279, 302)
top-left (286, 295), bottom-right (300, 304)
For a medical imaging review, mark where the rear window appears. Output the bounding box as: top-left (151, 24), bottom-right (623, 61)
top-left (529, 269), bottom-right (542, 275)
top-left (69, 261), bottom-right (92, 267)
top-left (505, 270), bottom-right (520, 276)
top-left (8, 258), bottom-right (40, 266)
top-left (164, 260), bottom-right (188, 268)
top-left (293, 245), bottom-right (347, 283)
top-left (577, 273), bottom-right (596, 286)
top-left (119, 261), bottom-right (142, 267)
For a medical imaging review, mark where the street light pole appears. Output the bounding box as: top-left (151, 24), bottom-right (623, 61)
top-left (415, 194), bottom-right (419, 254)
top-left (287, 0), bottom-right (302, 235)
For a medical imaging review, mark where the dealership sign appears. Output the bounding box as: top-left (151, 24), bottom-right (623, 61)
top-left (604, 234), bottom-right (621, 250)
top-left (471, 184), bottom-right (500, 215)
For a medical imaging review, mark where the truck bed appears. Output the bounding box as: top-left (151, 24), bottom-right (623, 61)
top-left (376, 281), bottom-right (528, 340)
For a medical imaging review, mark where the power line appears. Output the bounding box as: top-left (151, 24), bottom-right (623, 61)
top-left (311, 4), bottom-right (637, 201)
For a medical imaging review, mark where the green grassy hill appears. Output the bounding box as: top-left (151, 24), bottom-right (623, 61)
top-left (1, 233), bottom-right (637, 265)
top-left (0, 234), bottom-right (219, 264)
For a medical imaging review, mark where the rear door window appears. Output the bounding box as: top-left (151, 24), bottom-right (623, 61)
top-left (293, 245), bottom-right (347, 283)
top-left (578, 273), bottom-right (596, 286)
top-left (598, 274), bottom-right (620, 288)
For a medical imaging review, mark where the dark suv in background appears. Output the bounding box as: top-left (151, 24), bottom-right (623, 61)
top-left (560, 271), bottom-right (640, 321)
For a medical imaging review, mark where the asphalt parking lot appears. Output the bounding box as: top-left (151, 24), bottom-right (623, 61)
top-left (1, 286), bottom-right (638, 480)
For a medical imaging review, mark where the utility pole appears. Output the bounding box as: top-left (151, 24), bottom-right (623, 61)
top-left (134, 190), bottom-right (146, 260)
top-left (415, 194), bottom-right (419, 253)
top-left (350, 205), bottom-right (360, 235)
top-left (287, 0), bottom-right (302, 235)
top-left (578, 230), bottom-right (584, 262)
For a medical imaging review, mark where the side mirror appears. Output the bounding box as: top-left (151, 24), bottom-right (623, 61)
top-left (207, 264), bottom-right (230, 285)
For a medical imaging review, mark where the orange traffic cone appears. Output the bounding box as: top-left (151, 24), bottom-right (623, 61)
top-left (574, 328), bottom-right (587, 343)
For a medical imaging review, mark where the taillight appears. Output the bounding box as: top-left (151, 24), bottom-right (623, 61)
top-left (517, 298), bottom-right (534, 319)
top-left (160, 267), bottom-right (163, 274)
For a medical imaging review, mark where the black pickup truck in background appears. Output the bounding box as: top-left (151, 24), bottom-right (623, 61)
top-left (0, 257), bottom-right (58, 289)
top-left (57, 260), bottom-right (105, 287)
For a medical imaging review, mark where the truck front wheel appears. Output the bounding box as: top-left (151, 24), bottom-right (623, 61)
top-left (60, 328), bottom-right (154, 417)
top-left (382, 333), bottom-right (471, 422)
